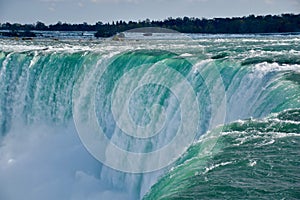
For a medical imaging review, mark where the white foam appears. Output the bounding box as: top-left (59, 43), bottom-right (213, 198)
top-left (203, 161), bottom-right (233, 174)
top-left (252, 62), bottom-right (300, 76)
top-left (248, 160), bottom-right (257, 167)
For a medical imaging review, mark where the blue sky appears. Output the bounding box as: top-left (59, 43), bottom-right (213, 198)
top-left (1, 0), bottom-right (300, 24)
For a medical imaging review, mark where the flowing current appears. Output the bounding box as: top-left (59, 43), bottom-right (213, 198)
top-left (0, 33), bottom-right (299, 199)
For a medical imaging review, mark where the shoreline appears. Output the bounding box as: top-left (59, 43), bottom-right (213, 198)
top-left (0, 30), bottom-right (299, 41)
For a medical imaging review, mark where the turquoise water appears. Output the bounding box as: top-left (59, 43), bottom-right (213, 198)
top-left (143, 109), bottom-right (300, 199)
top-left (0, 34), bottom-right (299, 199)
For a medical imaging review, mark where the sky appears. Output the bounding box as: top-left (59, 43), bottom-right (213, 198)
top-left (0, 0), bottom-right (300, 24)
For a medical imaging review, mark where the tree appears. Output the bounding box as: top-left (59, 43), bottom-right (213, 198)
top-left (36, 21), bottom-right (47, 30)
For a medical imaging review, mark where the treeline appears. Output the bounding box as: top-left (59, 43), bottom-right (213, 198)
top-left (0, 13), bottom-right (299, 38)
top-left (95, 14), bottom-right (300, 37)
top-left (0, 21), bottom-right (97, 32)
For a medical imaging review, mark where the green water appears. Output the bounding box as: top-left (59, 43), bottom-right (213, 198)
top-left (143, 109), bottom-right (300, 199)
top-left (0, 34), bottom-right (299, 199)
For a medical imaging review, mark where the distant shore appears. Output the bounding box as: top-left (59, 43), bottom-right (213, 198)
top-left (1, 13), bottom-right (299, 38)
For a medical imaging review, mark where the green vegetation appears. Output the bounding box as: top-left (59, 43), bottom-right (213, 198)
top-left (0, 13), bottom-right (299, 38)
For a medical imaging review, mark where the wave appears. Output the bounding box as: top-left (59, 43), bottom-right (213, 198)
top-left (143, 109), bottom-right (300, 199)
top-left (241, 57), bottom-right (300, 66)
